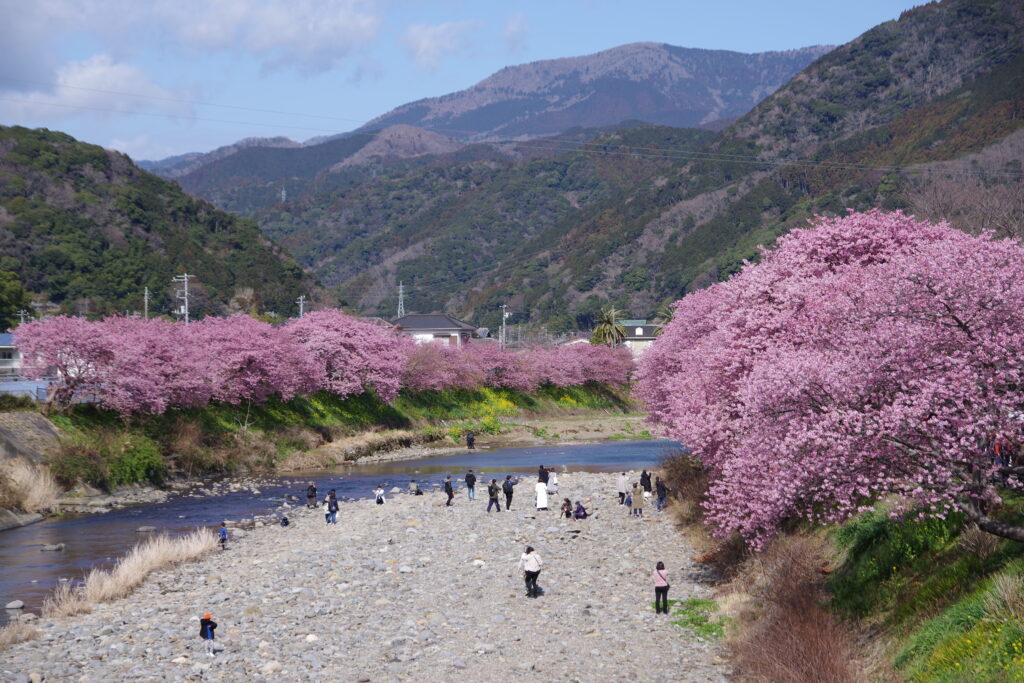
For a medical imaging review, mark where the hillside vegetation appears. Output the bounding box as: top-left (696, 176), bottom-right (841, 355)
top-left (0, 126), bottom-right (318, 318)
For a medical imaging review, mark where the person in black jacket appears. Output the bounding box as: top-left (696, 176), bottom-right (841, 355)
top-left (306, 483), bottom-right (317, 509)
top-left (199, 613), bottom-right (217, 656)
top-left (537, 465), bottom-right (549, 484)
top-left (640, 470), bottom-right (652, 493)
top-left (655, 476), bottom-right (668, 511)
top-left (465, 469), bottom-right (477, 501)
top-left (502, 475), bottom-right (517, 510)
top-left (486, 479), bottom-right (502, 512)
top-left (443, 475), bottom-right (454, 507)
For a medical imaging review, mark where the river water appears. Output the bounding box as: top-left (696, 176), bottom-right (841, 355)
top-left (0, 439), bottom-right (674, 622)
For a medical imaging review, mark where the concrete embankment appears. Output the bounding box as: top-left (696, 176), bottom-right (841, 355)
top-left (0, 472), bottom-right (730, 682)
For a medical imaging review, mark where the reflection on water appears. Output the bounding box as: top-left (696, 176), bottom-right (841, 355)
top-left (0, 440), bottom-right (675, 622)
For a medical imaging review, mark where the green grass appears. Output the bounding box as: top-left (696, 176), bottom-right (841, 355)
top-left (826, 493), bottom-right (1024, 681)
top-left (665, 598), bottom-right (729, 640)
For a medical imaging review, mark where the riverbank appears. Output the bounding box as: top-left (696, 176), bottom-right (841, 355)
top-left (0, 472), bottom-right (730, 681)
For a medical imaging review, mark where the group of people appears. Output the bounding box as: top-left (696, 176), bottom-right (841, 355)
top-left (616, 470), bottom-right (669, 517)
top-left (438, 470), bottom-right (521, 510)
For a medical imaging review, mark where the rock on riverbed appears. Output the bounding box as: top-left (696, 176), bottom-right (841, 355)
top-left (0, 472), bottom-right (729, 682)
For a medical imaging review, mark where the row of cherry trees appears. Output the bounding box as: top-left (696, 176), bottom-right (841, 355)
top-left (637, 210), bottom-right (1024, 546)
top-left (14, 310), bottom-right (632, 416)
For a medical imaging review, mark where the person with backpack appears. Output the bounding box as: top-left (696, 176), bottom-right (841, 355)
top-left (655, 476), bottom-right (668, 511)
top-left (443, 475), bottom-right (454, 507)
top-left (653, 561), bottom-right (670, 614)
top-left (617, 472), bottom-right (628, 505)
top-left (465, 469), bottom-right (477, 501)
top-left (218, 523), bottom-right (228, 550)
top-left (199, 612), bottom-right (217, 655)
top-left (502, 475), bottom-right (517, 510)
top-left (306, 482), bottom-right (317, 509)
top-left (518, 546), bottom-right (543, 598)
top-left (486, 479), bottom-right (502, 512)
top-left (325, 490), bottom-right (339, 524)
top-left (374, 484), bottom-right (386, 505)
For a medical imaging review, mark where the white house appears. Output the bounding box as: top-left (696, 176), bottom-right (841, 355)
top-left (0, 333), bottom-right (22, 376)
top-left (620, 320), bottom-right (661, 357)
top-left (392, 313), bottom-right (478, 347)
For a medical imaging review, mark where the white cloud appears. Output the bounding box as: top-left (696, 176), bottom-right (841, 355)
top-left (0, 55), bottom-right (189, 123)
top-left (402, 21), bottom-right (479, 70)
top-left (503, 13), bottom-right (528, 54)
top-left (107, 134), bottom-right (178, 161)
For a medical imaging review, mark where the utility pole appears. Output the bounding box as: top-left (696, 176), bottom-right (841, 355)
top-left (499, 304), bottom-right (510, 350)
top-left (172, 273), bottom-right (195, 325)
top-left (397, 281), bottom-right (405, 319)
top-left (16, 309), bottom-right (30, 325)
top-left (143, 286), bottom-right (150, 320)
top-left (280, 187), bottom-right (287, 203)
top-left (296, 294), bottom-right (306, 318)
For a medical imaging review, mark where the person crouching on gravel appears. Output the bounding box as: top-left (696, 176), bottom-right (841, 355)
top-left (487, 479), bottom-right (502, 512)
top-left (199, 612), bottom-right (217, 655)
top-left (518, 546), bottom-right (543, 598)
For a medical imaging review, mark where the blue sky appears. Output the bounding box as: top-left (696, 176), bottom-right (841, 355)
top-left (0, 1), bottom-right (921, 160)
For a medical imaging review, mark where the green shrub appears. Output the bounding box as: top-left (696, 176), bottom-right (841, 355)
top-left (106, 434), bottom-right (164, 487)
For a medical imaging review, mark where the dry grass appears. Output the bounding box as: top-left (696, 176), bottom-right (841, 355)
top-left (83, 529), bottom-right (217, 603)
top-left (0, 620), bottom-right (39, 651)
top-left (42, 529), bottom-right (217, 617)
top-left (728, 536), bottom-right (863, 683)
top-left (985, 573), bottom-right (1024, 621)
top-left (958, 523), bottom-right (999, 560)
top-left (0, 459), bottom-right (61, 512)
top-left (41, 580), bottom-right (92, 618)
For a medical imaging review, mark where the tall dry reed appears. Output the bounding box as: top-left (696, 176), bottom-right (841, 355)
top-left (0, 620), bottom-right (40, 651)
top-left (0, 459), bottom-right (60, 512)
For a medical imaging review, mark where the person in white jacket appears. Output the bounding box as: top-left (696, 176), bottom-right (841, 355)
top-left (617, 472), bottom-right (628, 505)
top-left (535, 480), bottom-right (549, 510)
top-left (518, 546), bottom-right (543, 598)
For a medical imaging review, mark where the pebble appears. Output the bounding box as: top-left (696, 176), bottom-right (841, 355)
top-left (1, 472), bottom-right (728, 682)
top-left (6, 599), bottom-right (24, 609)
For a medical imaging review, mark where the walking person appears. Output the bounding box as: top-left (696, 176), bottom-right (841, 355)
top-left (502, 475), bottom-right (517, 510)
top-left (374, 484), bottom-right (386, 505)
top-left (617, 472), bottom-right (628, 505)
top-left (518, 546), bottom-right (543, 598)
top-left (655, 476), bottom-right (668, 512)
top-left (218, 522), bottom-right (228, 550)
top-left (535, 479), bottom-right (549, 511)
top-left (199, 612), bottom-right (217, 655)
top-left (487, 479), bottom-right (502, 512)
top-left (306, 482), bottom-right (317, 509)
top-left (465, 469), bottom-right (477, 501)
top-left (631, 483), bottom-right (644, 518)
top-left (325, 489), bottom-right (339, 524)
top-left (653, 562), bottom-right (670, 614)
top-left (443, 475), bottom-right (455, 507)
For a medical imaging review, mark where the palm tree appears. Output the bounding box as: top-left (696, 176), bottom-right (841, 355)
top-left (652, 302), bottom-right (674, 336)
top-left (591, 306), bottom-right (626, 347)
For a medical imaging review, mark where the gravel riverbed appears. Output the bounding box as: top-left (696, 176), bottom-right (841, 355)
top-left (1, 472), bottom-right (730, 682)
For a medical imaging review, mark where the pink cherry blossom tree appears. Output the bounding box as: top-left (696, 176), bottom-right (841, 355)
top-left (285, 310), bottom-right (405, 403)
top-left (401, 341), bottom-right (484, 392)
top-left (14, 316), bottom-right (111, 413)
top-left (637, 210), bottom-right (1024, 547)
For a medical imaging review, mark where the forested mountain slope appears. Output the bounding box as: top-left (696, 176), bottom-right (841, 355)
top-left (0, 127), bottom-right (318, 318)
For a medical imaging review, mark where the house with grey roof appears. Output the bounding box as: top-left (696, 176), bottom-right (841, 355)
top-left (0, 333), bottom-right (22, 376)
top-left (620, 320), bottom-right (661, 357)
top-left (392, 313), bottom-right (478, 347)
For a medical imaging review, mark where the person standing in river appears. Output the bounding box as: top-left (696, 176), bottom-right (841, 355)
top-left (443, 475), bottom-right (455, 507)
top-left (306, 483), bottom-right (317, 509)
top-left (486, 479), bottom-right (502, 512)
top-left (502, 475), bottom-right (517, 510)
top-left (465, 469), bottom-right (477, 501)
top-left (617, 472), bottom-right (628, 505)
top-left (653, 562), bottom-right (670, 614)
top-left (518, 546), bottom-right (543, 598)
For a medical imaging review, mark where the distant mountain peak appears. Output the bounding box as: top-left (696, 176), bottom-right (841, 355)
top-left (361, 42), bottom-right (834, 140)
top-left (330, 125), bottom-right (463, 170)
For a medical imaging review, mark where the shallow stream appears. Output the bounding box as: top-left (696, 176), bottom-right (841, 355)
top-left (0, 439), bottom-right (673, 622)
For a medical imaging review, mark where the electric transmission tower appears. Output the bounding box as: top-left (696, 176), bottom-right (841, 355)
top-left (397, 281), bottom-right (405, 319)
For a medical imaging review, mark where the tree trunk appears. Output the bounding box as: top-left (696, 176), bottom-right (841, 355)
top-left (962, 500), bottom-right (1024, 543)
